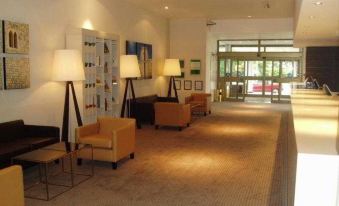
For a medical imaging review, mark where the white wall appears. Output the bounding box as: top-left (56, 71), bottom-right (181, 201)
top-left (0, 0), bottom-right (168, 138)
top-left (169, 19), bottom-right (207, 102)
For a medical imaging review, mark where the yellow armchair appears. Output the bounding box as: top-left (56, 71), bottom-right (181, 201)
top-left (154, 102), bottom-right (191, 131)
top-left (0, 165), bottom-right (24, 206)
top-left (75, 117), bottom-right (136, 169)
top-left (185, 93), bottom-right (211, 115)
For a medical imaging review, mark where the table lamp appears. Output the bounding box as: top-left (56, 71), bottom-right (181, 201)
top-left (163, 59), bottom-right (181, 102)
top-left (120, 55), bottom-right (141, 127)
top-left (52, 49), bottom-right (85, 145)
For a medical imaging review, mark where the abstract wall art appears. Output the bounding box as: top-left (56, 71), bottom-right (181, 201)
top-left (3, 20), bottom-right (29, 54)
top-left (4, 57), bottom-right (30, 89)
top-left (126, 41), bottom-right (152, 79)
top-left (0, 58), bottom-right (3, 90)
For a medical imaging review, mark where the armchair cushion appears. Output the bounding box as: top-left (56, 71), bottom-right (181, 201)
top-left (0, 165), bottom-right (24, 206)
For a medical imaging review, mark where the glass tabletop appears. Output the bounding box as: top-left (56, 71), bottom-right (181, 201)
top-left (13, 149), bottom-right (66, 163)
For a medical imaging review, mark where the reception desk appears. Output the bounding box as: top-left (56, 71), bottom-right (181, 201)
top-left (291, 87), bottom-right (339, 206)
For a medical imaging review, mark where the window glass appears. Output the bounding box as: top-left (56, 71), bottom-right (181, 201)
top-left (219, 60), bottom-right (225, 77)
top-left (265, 61), bottom-right (273, 77)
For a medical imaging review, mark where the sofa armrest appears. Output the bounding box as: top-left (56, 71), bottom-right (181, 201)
top-left (112, 120), bottom-right (136, 159)
top-left (0, 165), bottom-right (24, 206)
top-left (75, 123), bottom-right (99, 142)
top-left (24, 125), bottom-right (60, 138)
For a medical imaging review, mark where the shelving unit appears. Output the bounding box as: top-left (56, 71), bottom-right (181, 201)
top-left (66, 28), bottom-right (120, 124)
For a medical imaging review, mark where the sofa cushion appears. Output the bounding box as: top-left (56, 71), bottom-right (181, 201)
top-left (0, 120), bottom-right (25, 142)
top-left (0, 143), bottom-right (31, 160)
top-left (20, 137), bottom-right (59, 149)
top-left (78, 134), bottom-right (112, 149)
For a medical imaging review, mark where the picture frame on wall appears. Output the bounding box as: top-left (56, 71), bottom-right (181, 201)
top-left (184, 80), bottom-right (192, 90)
top-left (179, 59), bottom-right (185, 68)
top-left (195, 80), bottom-right (203, 91)
top-left (0, 58), bottom-right (3, 90)
top-left (178, 71), bottom-right (185, 78)
top-left (4, 57), bottom-right (30, 89)
top-left (3, 20), bottom-right (29, 54)
top-left (126, 40), bottom-right (153, 79)
top-left (190, 59), bottom-right (201, 75)
top-left (174, 80), bottom-right (181, 90)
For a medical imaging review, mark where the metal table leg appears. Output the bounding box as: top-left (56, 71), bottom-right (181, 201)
top-left (44, 163), bottom-right (50, 201)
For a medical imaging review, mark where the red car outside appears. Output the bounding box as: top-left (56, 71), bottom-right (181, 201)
top-left (252, 84), bottom-right (280, 93)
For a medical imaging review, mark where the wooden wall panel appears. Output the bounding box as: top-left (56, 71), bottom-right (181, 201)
top-left (306, 47), bottom-right (339, 91)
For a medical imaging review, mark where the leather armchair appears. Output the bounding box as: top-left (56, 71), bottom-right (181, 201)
top-left (154, 102), bottom-right (191, 131)
top-left (0, 165), bottom-right (24, 206)
top-left (75, 117), bottom-right (136, 169)
top-left (185, 93), bottom-right (212, 115)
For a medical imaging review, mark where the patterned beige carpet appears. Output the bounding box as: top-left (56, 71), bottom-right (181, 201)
top-left (26, 102), bottom-right (292, 206)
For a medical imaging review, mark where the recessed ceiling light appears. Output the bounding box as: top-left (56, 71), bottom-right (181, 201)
top-left (309, 15), bottom-right (315, 19)
top-left (247, 15), bottom-right (252, 18)
top-left (164, 6), bottom-right (169, 10)
top-left (314, 1), bottom-right (323, 6)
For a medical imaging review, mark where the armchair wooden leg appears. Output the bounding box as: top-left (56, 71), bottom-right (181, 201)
top-left (112, 162), bottom-right (117, 170)
top-left (77, 158), bottom-right (82, 166)
top-left (204, 112), bottom-right (207, 116)
top-left (187, 123), bottom-right (190, 127)
top-left (209, 110), bottom-right (211, 114)
top-left (178, 127), bottom-right (182, 131)
top-left (54, 159), bottom-right (60, 164)
top-left (155, 125), bottom-right (159, 130)
top-left (130, 153), bottom-right (135, 159)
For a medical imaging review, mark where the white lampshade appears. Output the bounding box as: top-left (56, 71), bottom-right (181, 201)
top-left (120, 55), bottom-right (141, 78)
top-left (163, 59), bottom-right (181, 76)
top-left (52, 50), bottom-right (85, 81)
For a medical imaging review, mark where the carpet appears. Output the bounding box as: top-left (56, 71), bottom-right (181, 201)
top-left (25, 102), bottom-right (292, 206)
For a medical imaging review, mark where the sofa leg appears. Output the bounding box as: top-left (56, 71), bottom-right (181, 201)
top-left (77, 158), bottom-right (82, 166)
top-left (209, 110), bottom-right (211, 114)
top-left (130, 153), bottom-right (135, 159)
top-left (204, 112), bottom-right (207, 116)
top-left (155, 125), bottom-right (159, 130)
top-left (112, 162), bottom-right (117, 170)
top-left (187, 123), bottom-right (190, 127)
top-left (178, 127), bottom-right (182, 131)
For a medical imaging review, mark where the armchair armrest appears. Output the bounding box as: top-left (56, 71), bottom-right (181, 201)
top-left (24, 124), bottom-right (60, 138)
top-left (181, 104), bottom-right (191, 124)
top-left (0, 165), bottom-right (24, 206)
top-left (75, 123), bottom-right (99, 142)
top-left (112, 119), bottom-right (136, 159)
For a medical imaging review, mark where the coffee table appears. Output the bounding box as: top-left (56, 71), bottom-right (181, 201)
top-left (12, 142), bottom-right (93, 201)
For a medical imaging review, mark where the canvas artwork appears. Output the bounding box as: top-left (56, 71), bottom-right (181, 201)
top-left (126, 41), bottom-right (152, 79)
top-left (190, 59), bottom-right (201, 75)
top-left (0, 21), bottom-right (3, 53)
top-left (4, 57), bottom-right (30, 89)
top-left (0, 59), bottom-right (3, 90)
top-left (3, 20), bottom-right (29, 54)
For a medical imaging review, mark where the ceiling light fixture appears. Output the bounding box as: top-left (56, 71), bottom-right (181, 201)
top-left (164, 6), bottom-right (169, 10)
top-left (247, 15), bottom-right (252, 18)
top-left (314, 1), bottom-right (323, 6)
top-left (309, 15), bottom-right (315, 19)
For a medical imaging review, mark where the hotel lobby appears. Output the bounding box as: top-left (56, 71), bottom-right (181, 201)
top-left (0, 0), bottom-right (338, 206)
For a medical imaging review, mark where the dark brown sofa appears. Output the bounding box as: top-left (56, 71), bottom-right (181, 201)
top-left (0, 120), bottom-right (60, 168)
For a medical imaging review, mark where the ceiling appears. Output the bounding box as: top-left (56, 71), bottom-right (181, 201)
top-left (125, 0), bottom-right (294, 19)
top-left (294, 0), bottom-right (339, 46)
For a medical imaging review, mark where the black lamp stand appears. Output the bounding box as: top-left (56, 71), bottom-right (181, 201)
top-left (61, 81), bottom-right (83, 151)
top-left (120, 78), bottom-right (141, 128)
top-left (167, 76), bottom-right (179, 102)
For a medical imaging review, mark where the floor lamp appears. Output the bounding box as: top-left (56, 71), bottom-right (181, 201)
top-left (163, 59), bottom-right (181, 102)
top-left (120, 55), bottom-right (141, 128)
top-left (52, 50), bottom-right (85, 150)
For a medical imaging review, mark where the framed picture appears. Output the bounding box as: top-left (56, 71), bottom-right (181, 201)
top-left (195, 81), bottom-right (203, 91)
top-left (178, 71), bottom-right (185, 78)
top-left (184, 80), bottom-right (192, 90)
top-left (174, 80), bottom-right (181, 90)
top-left (0, 21), bottom-right (3, 53)
top-left (179, 59), bottom-right (185, 68)
top-left (3, 20), bottom-right (29, 54)
top-left (0, 58), bottom-right (3, 90)
top-left (126, 41), bottom-right (152, 79)
top-left (4, 57), bottom-right (30, 89)
top-left (190, 59), bottom-right (201, 75)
